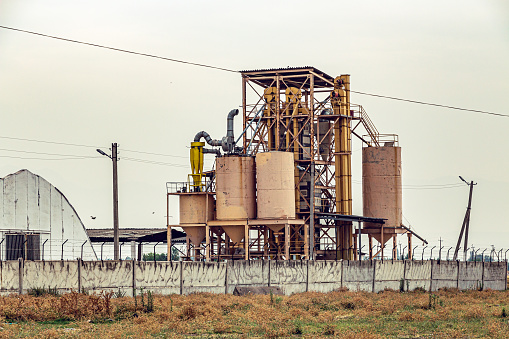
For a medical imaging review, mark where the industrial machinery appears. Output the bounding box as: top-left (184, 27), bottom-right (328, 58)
top-left (167, 67), bottom-right (423, 261)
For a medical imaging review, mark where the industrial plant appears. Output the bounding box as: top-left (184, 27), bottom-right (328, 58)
top-left (167, 66), bottom-right (424, 262)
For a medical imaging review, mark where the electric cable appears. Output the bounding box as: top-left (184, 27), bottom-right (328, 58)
top-left (121, 149), bottom-right (187, 159)
top-left (0, 154), bottom-right (98, 161)
top-left (0, 25), bottom-right (237, 73)
top-left (0, 135), bottom-right (102, 148)
top-left (0, 24), bottom-right (506, 118)
top-left (349, 90), bottom-right (508, 118)
top-left (122, 157), bottom-right (188, 168)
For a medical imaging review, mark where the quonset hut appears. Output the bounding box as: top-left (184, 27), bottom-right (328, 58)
top-left (0, 169), bottom-right (97, 260)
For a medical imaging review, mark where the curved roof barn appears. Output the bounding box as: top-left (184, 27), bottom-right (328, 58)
top-left (0, 169), bottom-right (97, 260)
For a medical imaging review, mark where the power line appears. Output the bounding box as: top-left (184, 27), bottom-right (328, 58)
top-left (122, 149), bottom-right (187, 159)
top-left (0, 147), bottom-right (95, 158)
top-left (122, 157), bottom-right (188, 168)
top-left (0, 25), bottom-right (237, 73)
top-left (0, 25), bottom-right (506, 117)
top-left (0, 154), bottom-right (97, 161)
top-left (350, 90), bottom-right (508, 118)
top-left (0, 135), bottom-right (103, 148)
top-left (0, 135), bottom-right (189, 160)
top-left (351, 180), bottom-right (465, 190)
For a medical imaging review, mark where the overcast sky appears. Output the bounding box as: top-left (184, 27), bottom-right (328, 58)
top-left (1, 0), bottom-right (508, 255)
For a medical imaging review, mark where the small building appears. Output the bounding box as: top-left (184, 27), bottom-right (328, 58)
top-left (0, 169), bottom-right (97, 260)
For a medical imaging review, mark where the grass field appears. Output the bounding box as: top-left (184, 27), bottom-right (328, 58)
top-left (0, 288), bottom-right (508, 338)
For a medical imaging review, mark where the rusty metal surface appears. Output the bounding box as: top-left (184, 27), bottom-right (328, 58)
top-left (362, 146), bottom-right (402, 230)
top-left (215, 156), bottom-right (256, 220)
top-left (256, 152), bottom-right (296, 219)
top-left (179, 194), bottom-right (215, 224)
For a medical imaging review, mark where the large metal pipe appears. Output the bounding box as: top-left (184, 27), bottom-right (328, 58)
top-left (227, 109), bottom-right (238, 141)
top-left (194, 131), bottom-right (222, 147)
top-left (203, 148), bottom-right (221, 156)
top-left (194, 109), bottom-right (239, 153)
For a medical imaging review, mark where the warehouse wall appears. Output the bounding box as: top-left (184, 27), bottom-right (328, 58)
top-left (3, 259), bottom-right (506, 296)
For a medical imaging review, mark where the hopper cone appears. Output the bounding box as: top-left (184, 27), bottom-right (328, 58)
top-left (372, 233), bottom-right (393, 246)
top-left (267, 224), bottom-right (285, 233)
top-left (181, 226), bottom-right (206, 246)
top-left (222, 225), bottom-right (245, 245)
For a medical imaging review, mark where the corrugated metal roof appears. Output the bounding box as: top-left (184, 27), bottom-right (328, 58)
top-left (240, 66), bottom-right (317, 73)
top-left (86, 228), bottom-right (186, 243)
top-left (240, 66), bottom-right (336, 89)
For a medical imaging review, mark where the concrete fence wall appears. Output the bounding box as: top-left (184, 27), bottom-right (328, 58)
top-left (3, 259), bottom-right (506, 296)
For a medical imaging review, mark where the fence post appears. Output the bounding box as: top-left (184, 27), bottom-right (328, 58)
top-left (481, 261), bottom-right (485, 291)
top-left (372, 260), bottom-right (376, 293)
top-left (132, 259), bottom-right (136, 297)
top-left (504, 259), bottom-right (507, 290)
top-left (429, 259), bottom-right (434, 292)
top-left (403, 259), bottom-right (407, 292)
top-left (77, 258), bottom-right (82, 293)
top-left (456, 260), bottom-right (460, 289)
top-left (224, 261), bottom-right (229, 295)
top-left (18, 258), bottom-right (23, 295)
top-left (340, 260), bottom-right (344, 289)
top-left (305, 260), bottom-right (309, 292)
top-left (179, 261), bottom-right (183, 295)
top-left (268, 260), bottom-right (271, 287)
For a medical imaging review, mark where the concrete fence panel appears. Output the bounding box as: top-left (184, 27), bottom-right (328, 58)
top-left (483, 262), bottom-right (506, 291)
top-left (0, 259), bottom-right (504, 295)
top-left (374, 260), bottom-right (405, 292)
top-left (182, 262), bottom-right (226, 294)
top-left (270, 260), bottom-right (307, 295)
top-left (0, 261), bottom-right (20, 295)
top-left (23, 260), bottom-right (78, 293)
top-left (307, 261), bottom-right (342, 293)
top-left (227, 260), bottom-right (269, 294)
top-left (135, 261), bottom-right (180, 295)
top-left (405, 261), bottom-right (431, 291)
top-left (458, 261), bottom-right (483, 290)
top-left (342, 260), bottom-right (374, 292)
top-left (81, 260), bottom-right (133, 295)
top-left (431, 260), bottom-right (458, 291)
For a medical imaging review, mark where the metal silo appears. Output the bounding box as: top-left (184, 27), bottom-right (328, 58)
top-left (256, 151), bottom-right (296, 219)
top-left (179, 193), bottom-right (215, 245)
top-left (215, 155), bottom-right (257, 220)
top-left (362, 145), bottom-right (402, 235)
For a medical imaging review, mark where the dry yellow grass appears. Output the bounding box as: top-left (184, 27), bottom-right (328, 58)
top-left (0, 288), bottom-right (507, 338)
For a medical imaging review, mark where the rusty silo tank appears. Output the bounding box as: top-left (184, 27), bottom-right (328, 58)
top-left (179, 194), bottom-right (215, 245)
top-left (215, 155), bottom-right (257, 220)
top-left (362, 145), bottom-right (402, 240)
top-left (256, 151), bottom-right (296, 219)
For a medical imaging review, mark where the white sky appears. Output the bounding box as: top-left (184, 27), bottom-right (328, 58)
top-left (1, 0), bottom-right (508, 255)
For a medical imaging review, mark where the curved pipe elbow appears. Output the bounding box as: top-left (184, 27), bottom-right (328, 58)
top-left (226, 109), bottom-right (239, 139)
top-left (194, 131), bottom-right (222, 147)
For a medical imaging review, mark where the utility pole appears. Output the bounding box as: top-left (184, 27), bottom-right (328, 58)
top-left (97, 143), bottom-right (120, 260)
top-left (112, 143), bottom-right (119, 260)
top-left (453, 176), bottom-right (476, 261)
